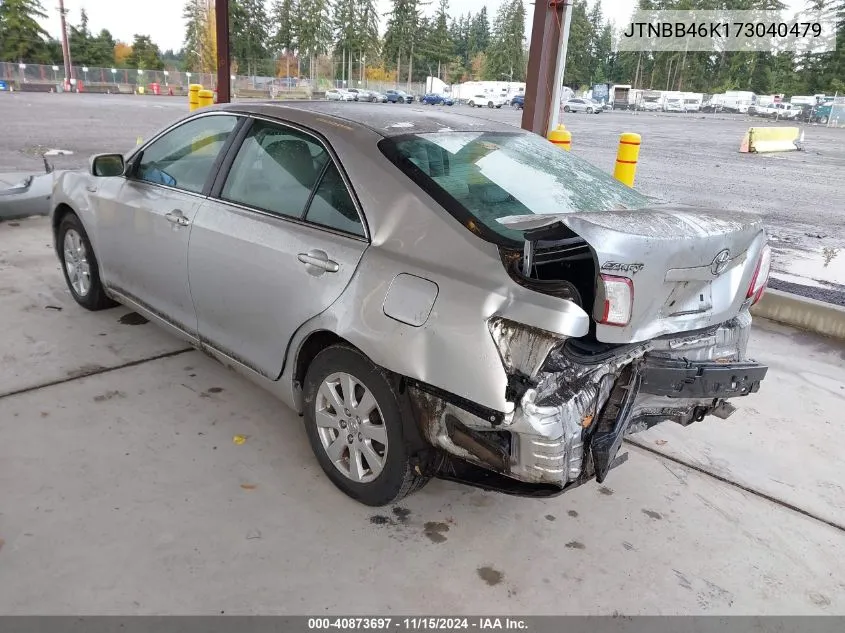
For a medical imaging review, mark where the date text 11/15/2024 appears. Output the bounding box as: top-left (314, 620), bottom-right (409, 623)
top-left (308, 618), bottom-right (529, 630)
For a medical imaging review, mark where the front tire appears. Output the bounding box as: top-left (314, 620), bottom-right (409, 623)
top-left (563, 105), bottom-right (571, 113)
top-left (468, 100), bottom-right (475, 107)
top-left (303, 345), bottom-right (430, 506)
top-left (58, 212), bottom-right (117, 311)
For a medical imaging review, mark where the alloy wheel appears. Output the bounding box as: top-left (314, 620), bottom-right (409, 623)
top-left (314, 372), bottom-right (388, 483)
top-left (63, 229), bottom-right (92, 297)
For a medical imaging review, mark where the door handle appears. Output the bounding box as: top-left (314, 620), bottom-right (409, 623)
top-left (165, 210), bottom-right (190, 226)
top-left (298, 250), bottom-right (340, 274)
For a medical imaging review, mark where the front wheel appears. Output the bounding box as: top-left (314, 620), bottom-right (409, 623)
top-left (303, 345), bottom-right (430, 506)
top-left (586, 107), bottom-right (593, 113)
top-left (563, 105), bottom-right (571, 113)
top-left (58, 212), bottom-right (117, 311)
top-left (496, 104), bottom-right (502, 108)
top-left (488, 101), bottom-right (494, 108)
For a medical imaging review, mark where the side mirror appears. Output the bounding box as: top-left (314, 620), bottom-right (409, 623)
top-left (90, 153), bottom-right (125, 177)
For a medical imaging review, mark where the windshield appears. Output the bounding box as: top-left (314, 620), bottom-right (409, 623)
top-left (381, 131), bottom-right (652, 243)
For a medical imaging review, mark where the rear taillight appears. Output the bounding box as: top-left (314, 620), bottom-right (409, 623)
top-left (746, 244), bottom-right (771, 305)
top-left (597, 274), bottom-right (634, 326)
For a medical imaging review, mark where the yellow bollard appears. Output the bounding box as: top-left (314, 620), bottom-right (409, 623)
top-left (197, 89), bottom-right (214, 109)
top-left (613, 132), bottom-right (641, 187)
top-left (547, 124), bottom-right (572, 151)
top-left (188, 83), bottom-right (202, 111)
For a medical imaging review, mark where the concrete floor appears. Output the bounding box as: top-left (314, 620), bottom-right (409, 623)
top-left (1, 216), bottom-right (844, 615)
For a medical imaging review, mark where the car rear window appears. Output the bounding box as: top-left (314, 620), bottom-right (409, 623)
top-left (380, 131), bottom-right (652, 243)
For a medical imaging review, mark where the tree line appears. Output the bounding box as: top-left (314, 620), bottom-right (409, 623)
top-left (1, 0), bottom-right (843, 94)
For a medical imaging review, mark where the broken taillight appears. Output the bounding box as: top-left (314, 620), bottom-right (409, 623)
top-left (597, 274), bottom-right (634, 326)
top-left (746, 244), bottom-right (771, 305)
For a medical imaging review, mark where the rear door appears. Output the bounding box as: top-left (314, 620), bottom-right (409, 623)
top-left (187, 117), bottom-right (369, 378)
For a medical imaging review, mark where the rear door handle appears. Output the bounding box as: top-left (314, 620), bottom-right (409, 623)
top-left (165, 210), bottom-right (190, 226)
top-left (298, 250), bottom-right (339, 274)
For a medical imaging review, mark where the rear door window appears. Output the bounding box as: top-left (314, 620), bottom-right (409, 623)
top-left (221, 120), bottom-right (329, 218)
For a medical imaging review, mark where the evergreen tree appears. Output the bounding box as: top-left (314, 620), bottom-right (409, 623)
top-left (0, 0), bottom-right (52, 63)
top-left (229, 0), bottom-right (269, 75)
top-left (270, 0), bottom-right (298, 53)
top-left (467, 7), bottom-right (490, 59)
top-left (484, 0), bottom-right (525, 81)
top-left (126, 34), bottom-right (164, 70)
top-left (182, 0), bottom-right (207, 72)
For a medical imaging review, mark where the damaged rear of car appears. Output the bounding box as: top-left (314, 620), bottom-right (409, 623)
top-left (380, 129), bottom-right (769, 497)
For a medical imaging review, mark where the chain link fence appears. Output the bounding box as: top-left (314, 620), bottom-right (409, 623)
top-left (0, 61), bottom-right (428, 98)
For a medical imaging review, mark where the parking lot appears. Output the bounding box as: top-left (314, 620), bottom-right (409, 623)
top-left (1, 93), bottom-right (845, 615)
top-left (2, 92), bottom-right (844, 304)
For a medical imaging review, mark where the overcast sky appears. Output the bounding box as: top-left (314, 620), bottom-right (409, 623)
top-left (37, 0), bottom-right (643, 52)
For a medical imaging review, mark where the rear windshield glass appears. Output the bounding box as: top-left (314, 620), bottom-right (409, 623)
top-left (382, 131), bottom-right (652, 243)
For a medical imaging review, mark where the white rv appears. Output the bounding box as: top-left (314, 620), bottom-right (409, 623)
top-left (682, 92), bottom-right (703, 112)
top-left (714, 91), bottom-right (756, 113)
top-left (663, 91), bottom-right (684, 112)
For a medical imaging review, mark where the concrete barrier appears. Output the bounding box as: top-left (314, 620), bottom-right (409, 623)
top-left (740, 127), bottom-right (802, 153)
top-left (751, 288), bottom-right (845, 340)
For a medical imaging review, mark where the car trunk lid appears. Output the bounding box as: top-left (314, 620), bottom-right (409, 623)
top-left (498, 206), bottom-right (767, 344)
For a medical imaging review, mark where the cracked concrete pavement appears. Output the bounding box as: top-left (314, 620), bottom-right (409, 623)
top-left (0, 216), bottom-right (843, 615)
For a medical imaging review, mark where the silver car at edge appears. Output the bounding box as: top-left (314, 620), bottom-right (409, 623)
top-left (50, 102), bottom-right (770, 506)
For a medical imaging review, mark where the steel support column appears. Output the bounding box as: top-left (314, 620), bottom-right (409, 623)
top-left (521, 0), bottom-right (570, 137)
top-left (215, 0), bottom-right (231, 103)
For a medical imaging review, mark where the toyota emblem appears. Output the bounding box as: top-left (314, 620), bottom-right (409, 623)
top-left (710, 249), bottom-right (731, 276)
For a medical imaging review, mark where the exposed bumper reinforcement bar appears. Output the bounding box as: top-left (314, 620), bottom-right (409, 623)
top-left (639, 358), bottom-right (768, 399)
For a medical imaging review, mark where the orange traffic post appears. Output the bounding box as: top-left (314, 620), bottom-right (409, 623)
top-left (547, 124), bottom-right (572, 151)
top-left (188, 83), bottom-right (203, 111)
top-left (197, 89), bottom-right (214, 108)
top-left (613, 132), bottom-right (641, 187)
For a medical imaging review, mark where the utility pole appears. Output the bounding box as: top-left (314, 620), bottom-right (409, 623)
top-left (521, 0), bottom-right (573, 137)
top-left (215, 0), bottom-right (231, 103)
top-left (58, 0), bottom-right (74, 85)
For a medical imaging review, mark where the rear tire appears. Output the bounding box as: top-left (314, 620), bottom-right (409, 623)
top-left (57, 212), bottom-right (117, 311)
top-left (302, 344), bottom-right (431, 506)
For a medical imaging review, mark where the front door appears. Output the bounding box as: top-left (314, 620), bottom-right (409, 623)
top-left (95, 113), bottom-right (241, 336)
top-left (187, 118), bottom-right (369, 378)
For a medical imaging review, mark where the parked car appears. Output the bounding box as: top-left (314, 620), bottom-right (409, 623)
top-left (385, 89), bottom-right (411, 104)
top-left (421, 93), bottom-right (454, 106)
top-left (370, 92), bottom-right (388, 103)
top-left (638, 101), bottom-right (663, 112)
top-left (563, 98), bottom-right (602, 114)
top-left (325, 89), bottom-right (344, 101)
top-left (51, 103), bottom-right (770, 506)
top-left (467, 94), bottom-right (506, 108)
top-left (511, 94), bottom-right (524, 109)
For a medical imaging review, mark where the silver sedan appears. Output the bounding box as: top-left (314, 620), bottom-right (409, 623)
top-left (563, 98), bottom-right (602, 113)
top-left (51, 102), bottom-right (770, 506)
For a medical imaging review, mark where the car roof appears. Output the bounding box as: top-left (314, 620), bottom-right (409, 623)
top-left (214, 101), bottom-right (522, 138)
